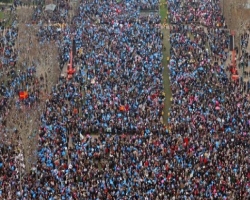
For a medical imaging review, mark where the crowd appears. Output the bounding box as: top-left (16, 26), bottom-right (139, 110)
top-left (0, 1), bottom-right (48, 198)
top-left (138, 0), bottom-right (159, 10)
top-left (239, 31), bottom-right (250, 93)
top-left (168, 0), bottom-right (225, 27)
top-left (167, 0), bottom-right (250, 199)
top-left (32, 0), bottom-right (69, 24)
top-left (0, 0), bottom-right (249, 199)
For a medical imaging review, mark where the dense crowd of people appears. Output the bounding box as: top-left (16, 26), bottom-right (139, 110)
top-left (239, 31), bottom-right (250, 93)
top-left (0, 0), bottom-right (249, 199)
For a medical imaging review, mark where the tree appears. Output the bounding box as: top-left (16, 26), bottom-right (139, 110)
top-left (17, 9), bottom-right (60, 93)
top-left (6, 104), bottom-right (42, 171)
top-left (7, 6), bottom-right (61, 173)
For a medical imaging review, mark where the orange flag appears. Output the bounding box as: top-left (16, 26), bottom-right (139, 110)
top-left (19, 91), bottom-right (28, 100)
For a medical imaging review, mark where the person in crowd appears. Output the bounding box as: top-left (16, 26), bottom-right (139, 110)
top-left (0, 0), bottom-right (249, 199)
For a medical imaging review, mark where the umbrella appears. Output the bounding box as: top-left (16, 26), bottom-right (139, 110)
top-left (45, 4), bottom-right (56, 11)
top-left (215, 106), bottom-right (220, 110)
top-left (119, 105), bottom-right (125, 111)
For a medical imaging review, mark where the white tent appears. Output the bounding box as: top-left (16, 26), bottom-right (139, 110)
top-left (45, 4), bottom-right (56, 11)
top-left (245, 0), bottom-right (250, 9)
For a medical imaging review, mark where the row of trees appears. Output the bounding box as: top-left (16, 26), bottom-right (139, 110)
top-left (2, 6), bottom-right (60, 172)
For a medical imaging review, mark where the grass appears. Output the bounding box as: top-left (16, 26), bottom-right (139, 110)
top-left (160, 0), bottom-right (168, 23)
top-left (3, 12), bottom-right (14, 27)
top-left (188, 32), bottom-right (194, 41)
top-left (0, 0), bottom-right (14, 25)
top-left (160, 0), bottom-right (172, 126)
top-left (0, 0), bottom-right (11, 2)
top-left (0, 11), bottom-right (4, 19)
top-left (0, 10), bottom-right (14, 27)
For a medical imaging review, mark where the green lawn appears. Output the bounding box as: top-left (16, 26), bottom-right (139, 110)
top-left (160, 0), bottom-right (172, 126)
top-left (0, 12), bottom-right (4, 19)
top-left (160, 0), bottom-right (168, 23)
top-left (0, 0), bottom-right (13, 17)
top-left (0, 0), bottom-right (13, 3)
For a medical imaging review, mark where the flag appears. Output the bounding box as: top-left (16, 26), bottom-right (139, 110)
top-left (19, 91), bottom-right (28, 100)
